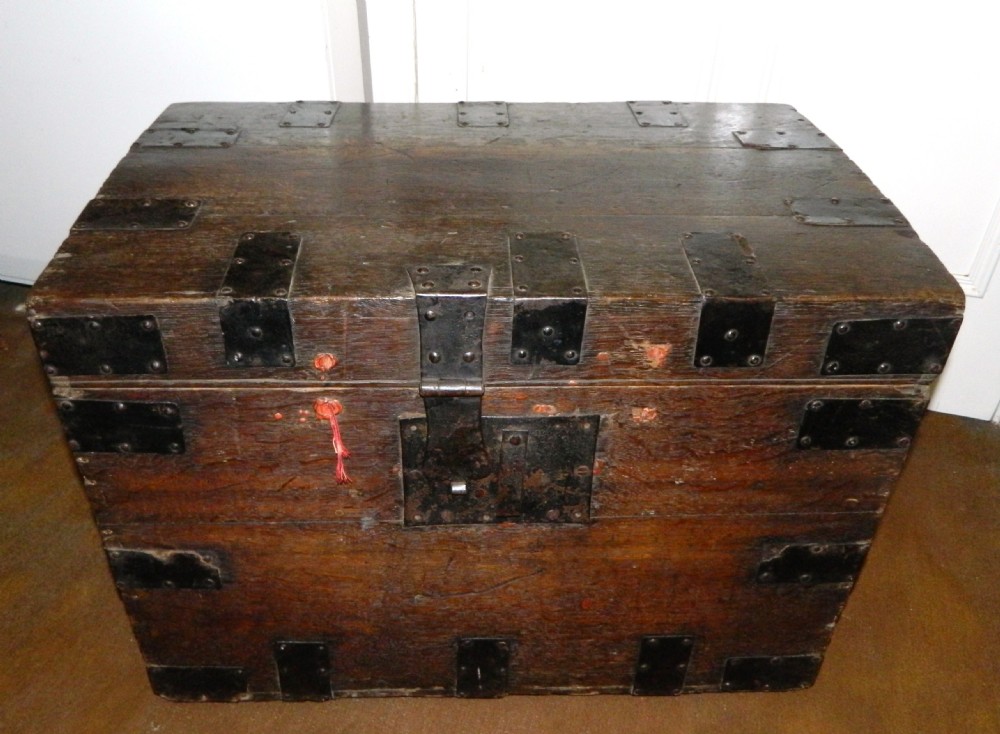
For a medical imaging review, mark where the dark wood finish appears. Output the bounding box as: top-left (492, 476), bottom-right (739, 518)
top-left (29, 103), bottom-right (962, 383)
top-left (106, 513), bottom-right (876, 697)
top-left (66, 383), bottom-right (920, 525)
top-left (24, 103), bottom-right (966, 700)
top-left (5, 279), bottom-right (997, 732)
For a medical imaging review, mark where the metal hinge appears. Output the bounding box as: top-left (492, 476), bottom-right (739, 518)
top-left (457, 101), bottom-right (509, 127)
top-left (136, 122), bottom-right (240, 148)
top-left (279, 101), bottom-right (340, 128)
top-left (683, 232), bottom-right (774, 369)
top-left (790, 197), bottom-right (905, 226)
top-left (407, 264), bottom-right (491, 506)
top-left (72, 198), bottom-right (202, 231)
top-left (217, 232), bottom-right (301, 368)
top-left (627, 101), bottom-right (688, 128)
top-left (509, 232), bottom-right (588, 365)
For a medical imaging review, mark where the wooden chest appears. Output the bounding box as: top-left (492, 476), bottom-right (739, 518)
top-left (28, 101), bottom-right (963, 700)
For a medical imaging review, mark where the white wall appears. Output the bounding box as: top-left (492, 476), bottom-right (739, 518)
top-left (0, 0), bottom-right (333, 284)
top-left (367, 0), bottom-right (1000, 420)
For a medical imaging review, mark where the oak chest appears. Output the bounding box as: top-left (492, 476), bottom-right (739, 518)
top-left (28, 101), bottom-right (964, 700)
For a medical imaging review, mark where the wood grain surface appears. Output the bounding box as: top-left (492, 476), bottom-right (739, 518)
top-left (3, 280), bottom-right (996, 732)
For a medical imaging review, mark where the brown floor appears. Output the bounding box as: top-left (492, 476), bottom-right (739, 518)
top-left (1, 280), bottom-right (997, 734)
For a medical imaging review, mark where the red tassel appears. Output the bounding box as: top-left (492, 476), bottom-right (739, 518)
top-left (313, 399), bottom-right (351, 484)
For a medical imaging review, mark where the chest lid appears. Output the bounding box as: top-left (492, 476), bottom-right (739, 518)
top-left (29, 102), bottom-right (963, 386)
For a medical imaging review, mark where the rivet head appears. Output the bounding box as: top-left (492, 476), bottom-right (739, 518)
top-left (860, 399), bottom-right (874, 410)
top-left (844, 436), bottom-right (860, 448)
top-left (808, 400), bottom-right (824, 411)
top-left (893, 319), bottom-right (907, 331)
top-left (723, 328), bottom-right (739, 342)
top-left (140, 319), bottom-right (156, 331)
top-left (99, 363), bottom-right (113, 375)
top-left (462, 352), bottom-right (475, 363)
top-left (746, 354), bottom-right (763, 367)
top-left (541, 326), bottom-right (555, 337)
top-left (428, 351), bottom-right (442, 364)
top-left (799, 435), bottom-right (813, 448)
top-left (424, 310), bottom-right (437, 321)
top-left (877, 362), bottom-right (892, 374)
top-left (798, 573), bottom-right (813, 583)
top-left (516, 349), bottom-right (528, 360)
top-left (563, 350), bottom-right (578, 362)
top-left (116, 442), bottom-right (133, 453)
top-left (546, 509), bottom-right (560, 521)
top-left (825, 360), bottom-right (841, 374)
top-left (759, 571), bottom-right (775, 582)
top-left (698, 355), bottom-right (713, 367)
top-left (147, 359), bottom-right (164, 372)
top-left (835, 323), bottom-right (851, 335)
top-left (896, 436), bottom-right (912, 449)
top-left (247, 326), bottom-right (263, 339)
top-left (509, 435), bottom-right (522, 446)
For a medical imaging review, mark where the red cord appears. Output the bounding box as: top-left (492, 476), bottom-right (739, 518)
top-left (313, 399), bottom-right (352, 484)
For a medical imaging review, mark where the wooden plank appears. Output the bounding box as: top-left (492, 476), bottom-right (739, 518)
top-left (104, 513), bottom-right (878, 697)
top-left (61, 383), bottom-right (923, 525)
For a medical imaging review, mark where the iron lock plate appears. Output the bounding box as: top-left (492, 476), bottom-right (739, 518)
top-left (31, 314), bottom-right (167, 377)
top-left (509, 232), bottom-right (588, 365)
top-left (401, 414), bottom-right (600, 526)
top-left (683, 232), bottom-right (774, 368)
top-left (822, 317), bottom-right (962, 376)
top-left (218, 231), bottom-right (300, 368)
